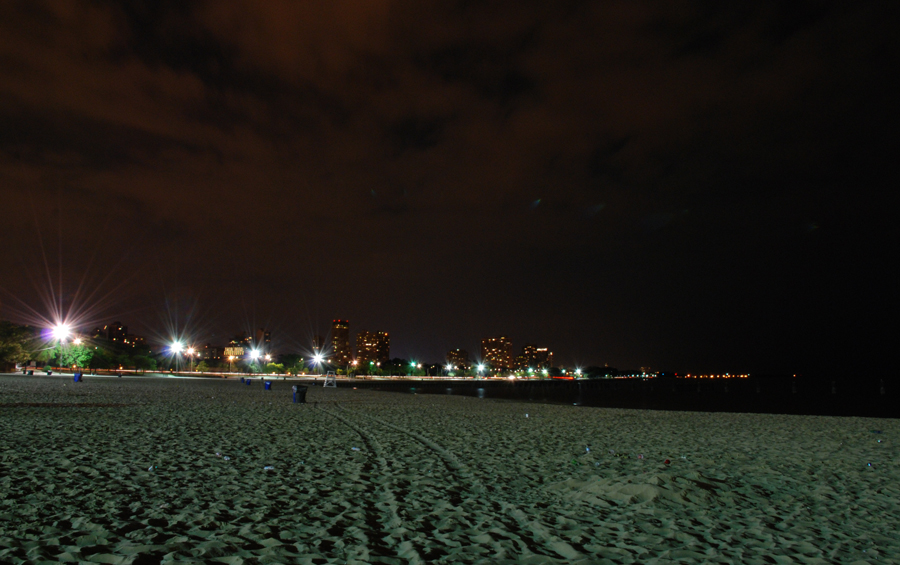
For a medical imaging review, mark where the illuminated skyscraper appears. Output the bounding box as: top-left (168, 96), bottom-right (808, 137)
top-left (332, 320), bottom-right (351, 365)
top-left (446, 348), bottom-right (469, 369)
top-left (516, 344), bottom-right (554, 370)
top-left (374, 331), bottom-right (390, 364)
top-left (312, 335), bottom-right (324, 355)
top-left (357, 330), bottom-right (390, 366)
top-left (481, 336), bottom-right (513, 369)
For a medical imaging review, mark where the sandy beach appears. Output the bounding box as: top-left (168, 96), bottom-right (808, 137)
top-left (0, 374), bottom-right (897, 564)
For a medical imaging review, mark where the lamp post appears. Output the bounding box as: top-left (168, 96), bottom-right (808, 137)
top-left (249, 349), bottom-right (261, 373)
top-left (228, 355), bottom-right (235, 373)
top-left (187, 347), bottom-right (196, 372)
top-left (313, 354), bottom-right (323, 376)
top-left (171, 341), bottom-right (184, 372)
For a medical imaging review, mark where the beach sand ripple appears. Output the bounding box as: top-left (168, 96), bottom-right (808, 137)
top-left (1, 375), bottom-right (897, 563)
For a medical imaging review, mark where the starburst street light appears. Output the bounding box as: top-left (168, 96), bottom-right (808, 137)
top-left (313, 353), bottom-right (324, 376)
top-left (170, 341), bottom-right (184, 354)
top-left (51, 324), bottom-right (71, 342)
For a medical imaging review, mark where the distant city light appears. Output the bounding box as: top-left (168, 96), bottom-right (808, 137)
top-left (73, 337), bottom-right (82, 346)
top-left (52, 324), bottom-right (71, 341)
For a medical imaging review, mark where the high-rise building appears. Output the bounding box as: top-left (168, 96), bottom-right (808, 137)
top-left (95, 322), bottom-right (127, 342)
top-left (516, 344), bottom-right (554, 370)
top-left (446, 348), bottom-right (469, 369)
top-left (332, 320), bottom-right (351, 366)
top-left (482, 336), bottom-right (513, 369)
top-left (203, 343), bottom-right (223, 361)
top-left (232, 332), bottom-right (252, 347)
top-left (256, 328), bottom-right (271, 349)
top-left (374, 331), bottom-right (390, 364)
top-left (357, 330), bottom-right (390, 366)
top-left (534, 347), bottom-right (553, 369)
top-left (312, 335), bottom-right (325, 355)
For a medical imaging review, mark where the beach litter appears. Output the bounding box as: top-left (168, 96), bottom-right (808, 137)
top-left (664, 459), bottom-right (671, 465)
top-left (351, 447), bottom-right (361, 451)
top-left (223, 456), bottom-right (231, 461)
top-left (264, 466), bottom-right (275, 470)
top-left (148, 466), bottom-right (156, 471)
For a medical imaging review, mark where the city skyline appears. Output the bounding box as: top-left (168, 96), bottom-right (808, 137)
top-left (1, 2), bottom-right (895, 377)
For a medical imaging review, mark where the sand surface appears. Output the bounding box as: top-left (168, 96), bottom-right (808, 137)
top-left (0, 374), bottom-right (897, 564)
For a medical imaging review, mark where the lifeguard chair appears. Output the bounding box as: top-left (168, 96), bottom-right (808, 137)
top-left (323, 371), bottom-right (337, 388)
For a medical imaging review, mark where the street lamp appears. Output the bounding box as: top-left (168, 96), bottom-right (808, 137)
top-left (249, 349), bottom-right (261, 374)
top-left (313, 354), bottom-right (324, 375)
top-left (52, 324), bottom-right (71, 342)
top-left (228, 355), bottom-right (235, 373)
top-left (477, 364), bottom-right (485, 378)
top-left (171, 341), bottom-right (184, 371)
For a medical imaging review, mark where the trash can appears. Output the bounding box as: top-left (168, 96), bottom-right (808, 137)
top-left (264, 381), bottom-right (272, 391)
top-left (46, 370), bottom-right (52, 375)
top-left (292, 385), bottom-right (308, 404)
top-left (27, 370), bottom-right (33, 376)
top-left (74, 373), bottom-right (82, 383)
top-left (240, 377), bottom-right (245, 383)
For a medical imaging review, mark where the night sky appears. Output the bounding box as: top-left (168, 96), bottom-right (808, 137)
top-left (1, 1), bottom-right (896, 375)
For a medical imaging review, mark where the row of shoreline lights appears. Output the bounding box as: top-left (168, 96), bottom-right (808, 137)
top-left (170, 340), bottom-right (325, 373)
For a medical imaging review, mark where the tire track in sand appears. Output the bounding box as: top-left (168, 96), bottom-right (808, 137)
top-left (317, 405), bottom-right (423, 564)
top-left (333, 402), bottom-right (590, 564)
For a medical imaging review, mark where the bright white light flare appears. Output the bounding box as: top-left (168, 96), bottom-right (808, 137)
top-left (52, 324), bottom-right (71, 341)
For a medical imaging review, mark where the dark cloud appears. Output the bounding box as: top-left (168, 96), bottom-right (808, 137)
top-left (0, 0), bottom-right (896, 373)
